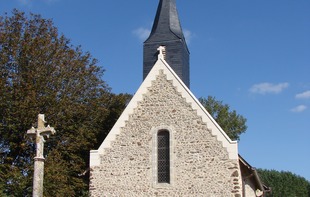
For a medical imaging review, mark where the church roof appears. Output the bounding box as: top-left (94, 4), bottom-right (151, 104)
top-left (145, 0), bottom-right (187, 43)
top-left (239, 155), bottom-right (272, 195)
top-left (90, 51), bottom-right (238, 167)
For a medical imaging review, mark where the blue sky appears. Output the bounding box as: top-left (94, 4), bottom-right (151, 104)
top-left (1, 0), bottom-right (309, 181)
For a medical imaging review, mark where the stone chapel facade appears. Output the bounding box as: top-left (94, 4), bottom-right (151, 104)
top-left (89, 0), bottom-right (268, 196)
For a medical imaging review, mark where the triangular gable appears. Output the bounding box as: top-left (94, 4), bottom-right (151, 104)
top-left (90, 55), bottom-right (238, 166)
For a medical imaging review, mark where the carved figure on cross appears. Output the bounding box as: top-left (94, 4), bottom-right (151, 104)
top-left (27, 114), bottom-right (56, 197)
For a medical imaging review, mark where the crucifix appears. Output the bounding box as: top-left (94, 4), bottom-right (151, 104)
top-left (27, 114), bottom-right (56, 197)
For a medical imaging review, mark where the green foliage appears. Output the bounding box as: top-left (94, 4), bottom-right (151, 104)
top-left (257, 169), bottom-right (310, 197)
top-left (0, 10), bottom-right (129, 196)
top-left (199, 96), bottom-right (247, 141)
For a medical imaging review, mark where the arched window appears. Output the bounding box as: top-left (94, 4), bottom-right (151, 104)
top-left (157, 130), bottom-right (170, 183)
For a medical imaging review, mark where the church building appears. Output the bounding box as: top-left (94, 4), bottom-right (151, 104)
top-left (89, 0), bottom-right (268, 196)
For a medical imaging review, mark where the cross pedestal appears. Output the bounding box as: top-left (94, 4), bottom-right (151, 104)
top-left (27, 114), bottom-right (56, 197)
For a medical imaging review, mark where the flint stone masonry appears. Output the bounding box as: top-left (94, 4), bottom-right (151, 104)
top-left (89, 70), bottom-right (242, 196)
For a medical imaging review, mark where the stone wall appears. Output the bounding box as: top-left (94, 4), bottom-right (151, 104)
top-left (90, 71), bottom-right (242, 196)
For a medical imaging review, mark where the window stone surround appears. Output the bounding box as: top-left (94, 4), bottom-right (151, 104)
top-left (151, 126), bottom-right (175, 188)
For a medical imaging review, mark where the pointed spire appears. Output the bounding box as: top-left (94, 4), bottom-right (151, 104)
top-left (147, 0), bottom-right (186, 42)
top-left (143, 0), bottom-right (190, 87)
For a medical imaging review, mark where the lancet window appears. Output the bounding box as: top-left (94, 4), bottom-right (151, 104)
top-left (157, 130), bottom-right (170, 183)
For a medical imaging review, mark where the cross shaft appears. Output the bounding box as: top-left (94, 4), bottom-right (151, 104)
top-left (27, 114), bottom-right (55, 197)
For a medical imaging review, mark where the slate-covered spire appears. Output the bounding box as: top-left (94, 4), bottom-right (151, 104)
top-left (143, 0), bottom-right (190, 87)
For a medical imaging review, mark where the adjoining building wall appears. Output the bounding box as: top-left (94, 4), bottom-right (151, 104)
top-left (90, 70), bottom-right (242, 197)
top-left (244, 180), bottom-right (257, 197)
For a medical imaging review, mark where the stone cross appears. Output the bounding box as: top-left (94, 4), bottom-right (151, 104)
top-left (27, 114), bottom-right (56, 197)
top-left (157, 46), bottom-right (166, 60)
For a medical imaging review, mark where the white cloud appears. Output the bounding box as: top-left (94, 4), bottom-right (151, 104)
top-left (249, 82), bottom-right (289, 94)
top-left (183, 29), bottom-right (193, 44)
top-left (291, 105), bottom-right (307, 113)
top-left (296, 90), bottom-right (310, 99)
top-left (132, 27), bottom-right (151, 41)
top-left (43, 0), bottom-right (59, 5)
top-left (18, 0), bottom-right (31, 6)
top-left (18, 0), bottom-right (58, 7)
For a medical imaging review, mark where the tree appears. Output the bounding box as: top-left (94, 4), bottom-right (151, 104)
top-left (0, 10), bottom-right (129, 196)
top-left (257, 169), bottom-right (310, 197)
top-left (199, 96), bottom-right (247, 141)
